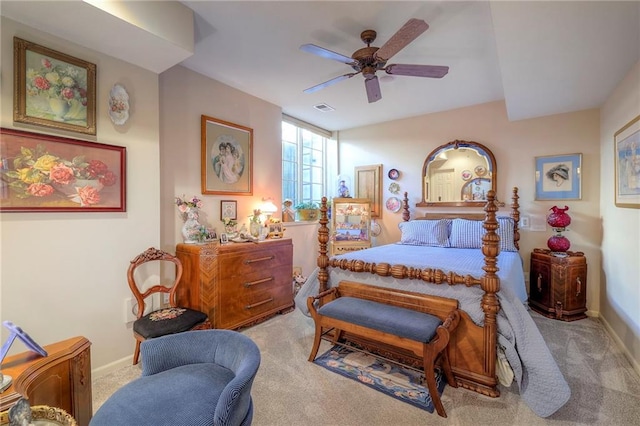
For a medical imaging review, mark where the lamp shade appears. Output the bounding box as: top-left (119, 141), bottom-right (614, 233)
top-left (261, 198), bottom-right (277, 215)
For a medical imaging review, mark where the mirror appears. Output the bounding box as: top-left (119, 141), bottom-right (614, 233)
top-left (418, 140), bottom-right (497, 207)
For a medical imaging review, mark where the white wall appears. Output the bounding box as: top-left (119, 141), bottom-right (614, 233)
top-left (338, 101), bottom-right (602, 313)
top-left (0, 17), bottom-right (161, 370)
top-left (600, 60), bottom-right (640, 372)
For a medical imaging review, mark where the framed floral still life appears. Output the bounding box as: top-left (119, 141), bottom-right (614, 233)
top-left (534, 153), bottom-right (582, 201)
top-left (13, 37), bottom-right (97, 135)
top-left (201, 115), bottom-right (253, 195)
top-left (0, 128), bottom-right (126, 212)
top-left (614, 115), bottom-right (640, 208)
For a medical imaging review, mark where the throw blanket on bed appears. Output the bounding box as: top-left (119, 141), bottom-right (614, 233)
top-left (295, 245), bottom-right (571, 417)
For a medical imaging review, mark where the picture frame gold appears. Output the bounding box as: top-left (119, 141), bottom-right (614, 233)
top-left (614, 114), bottom-right (640, 208)
top-left (13, 37), bottom-right (97, 135)
top-left (268, 221), bottom-right (284, 239)
top-left (354, 164), bottom-right (382, 218)
top-left (0, 127), bottom-right (126, 212)
top-left (220, 200), bottom-right (237, 220)
top-left (201, 115), bottom-right (253, 195)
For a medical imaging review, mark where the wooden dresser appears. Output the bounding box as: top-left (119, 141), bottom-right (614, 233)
top-left (529, 248), bottom-right (587, 321)
top-left (0, 336), bottom-right (92, 426)
top-left (175, 239), bottom-right (294, 330)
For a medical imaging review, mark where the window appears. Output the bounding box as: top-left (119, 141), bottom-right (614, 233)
top-left (282, 116), bottom-right (336, 209)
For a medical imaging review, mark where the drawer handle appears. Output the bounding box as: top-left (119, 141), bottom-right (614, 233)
top-left (537, 273), bottom-right (542, 292)
top-left (246, 298), bottom-right (273, 310)
top-left (244, 255), bottom-right (275, 264)
top-left (244, 276), bottom-right (274, 287)
top-left (576, 277), bottom-right (582, 297)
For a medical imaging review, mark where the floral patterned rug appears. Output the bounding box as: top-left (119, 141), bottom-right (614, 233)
top-left (313, 344), bottom-right (445, 413)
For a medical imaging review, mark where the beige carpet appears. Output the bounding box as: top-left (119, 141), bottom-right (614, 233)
top-left (93, 307), bottom-right (640, 425)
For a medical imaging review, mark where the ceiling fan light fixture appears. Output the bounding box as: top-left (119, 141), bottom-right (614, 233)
top-left (313, 103), bottom-right (335, 112)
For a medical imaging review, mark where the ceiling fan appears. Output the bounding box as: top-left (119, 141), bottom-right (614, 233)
top-left (300, 18), bottom-right (449, 103)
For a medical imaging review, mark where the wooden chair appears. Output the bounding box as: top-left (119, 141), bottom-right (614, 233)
top-left (128, 247), bottom-right (211, 365)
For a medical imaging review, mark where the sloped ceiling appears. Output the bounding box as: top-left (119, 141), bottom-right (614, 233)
top-left (2, 1), bottom-right (638, 131)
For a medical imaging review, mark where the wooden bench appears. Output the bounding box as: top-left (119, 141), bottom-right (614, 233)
top-left (307, 281), bottom-right (460, 418)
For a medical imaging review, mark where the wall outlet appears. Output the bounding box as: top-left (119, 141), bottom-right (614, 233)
top-left (519, 216), bottom-right (530, 230)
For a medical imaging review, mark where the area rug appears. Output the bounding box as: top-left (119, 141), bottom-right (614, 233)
top-left (313, 344), bottom-right (445, 413)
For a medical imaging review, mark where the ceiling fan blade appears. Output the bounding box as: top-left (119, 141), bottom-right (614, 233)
top-left (374, 18), bottom-right (429, 62)
top-left (385, 64), bottom-right (449, 78)
top-left (300, 44), bottom-right (356, 65)
top-left (365, 76), bottom-right (382, 103)
top-left (303, 72), bottom-right (358, 94)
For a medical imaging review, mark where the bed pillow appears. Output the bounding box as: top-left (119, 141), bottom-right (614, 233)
top-left (398, 219), bottom-right (451, 247)
top-left (449, 217), bottom-right (518, 252)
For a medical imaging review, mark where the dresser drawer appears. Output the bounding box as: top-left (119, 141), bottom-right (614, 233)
top-left (219, 280), bottom-right (292, 328)
top-left (220, 246), bottom-right (291, 278)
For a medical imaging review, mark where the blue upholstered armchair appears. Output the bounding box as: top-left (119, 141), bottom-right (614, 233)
top-left (91, 330), bottom-right (261, 426)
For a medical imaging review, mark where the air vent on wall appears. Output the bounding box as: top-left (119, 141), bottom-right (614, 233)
top-left (313, 103), bottom-right (335, 112)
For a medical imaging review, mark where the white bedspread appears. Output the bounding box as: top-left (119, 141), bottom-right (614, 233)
top-left (295, 244), bottom-right (571, 417)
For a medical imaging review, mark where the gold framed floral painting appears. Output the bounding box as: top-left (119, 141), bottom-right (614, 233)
top-left (13, 37), bottom-right (97, 135)
top-left (0, 128), bottom-right (126, 212)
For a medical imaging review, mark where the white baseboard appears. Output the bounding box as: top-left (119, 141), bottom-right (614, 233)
top-left (598, 313), bottom-right (640, 379)
top-left (91, 355), bottom-right (134, 380)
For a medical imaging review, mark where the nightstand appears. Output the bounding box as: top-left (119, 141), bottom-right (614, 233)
top-left (529, 248), bottom-right (587, 321)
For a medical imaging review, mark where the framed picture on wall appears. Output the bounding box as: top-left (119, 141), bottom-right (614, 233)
top-left (0, 127), bottom-right (126, 212)
top-left (13, 37), bottom-right (97, 135)
top-left (220, 200), bottom-right (237, 220)
top-left (614, 115), bottom-right (640, 208)
top-left (201, 115), bottom-right (253, 195)
top-left (534, 153), bottom-right (582, 200)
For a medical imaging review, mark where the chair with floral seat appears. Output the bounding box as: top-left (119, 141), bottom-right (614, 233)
top-left (128, 247), bottom-right (211, 365)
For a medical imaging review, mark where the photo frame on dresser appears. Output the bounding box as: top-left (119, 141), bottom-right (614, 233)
top-left (13, 37), bottom-right (97, 135)
top-left (201, 115), bottom-right (253, 195)
top-left (614, 115), bottom-right (640, 208)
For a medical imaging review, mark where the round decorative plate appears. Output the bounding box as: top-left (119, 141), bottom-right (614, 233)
top-left (388, 182), bottom-right (400, 194)
top-left (108, 84), bottom-right (130, 125)
top-left (385, 196), bottom-right (401, 212)
top-left (370, 220), bottom-right (381, 237)
top-left (461, 170), bottom-right (473, 181)
top-left (475, 165), bottom-right (487, 177)
top-left (388, 168), bottom-right (400, 180)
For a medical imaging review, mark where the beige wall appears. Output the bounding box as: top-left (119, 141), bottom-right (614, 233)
top-left (158, 65), bottom-right (284, 251)
top-left (0, 17), bottom-right (161, 370)
top-left (600, 60), bottom-right (640, 372)
top-left (338, 100), bottom-right (602, 313)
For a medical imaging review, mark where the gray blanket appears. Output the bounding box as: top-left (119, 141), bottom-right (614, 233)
top-left (295, 245), bottom-right (570, 417)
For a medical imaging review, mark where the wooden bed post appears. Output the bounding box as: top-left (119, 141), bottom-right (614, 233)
top-left (401, 191), bottom-right (410, 222)
top-left (481, 190), bottom-right (500, 383)
top-left (511, 187), bottom-right (520, 250)
top-left (317, 197), bottom-right (330, 293)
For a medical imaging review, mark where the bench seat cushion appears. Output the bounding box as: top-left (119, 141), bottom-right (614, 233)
top-left (317, 297), bottom-right (442, 342)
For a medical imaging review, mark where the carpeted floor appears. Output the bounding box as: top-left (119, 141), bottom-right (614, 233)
top-left (93, 307), bottom-right (640, 425)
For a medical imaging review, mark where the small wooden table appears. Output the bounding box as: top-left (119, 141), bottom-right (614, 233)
top-left (0, 336), bottom-right (92, 426)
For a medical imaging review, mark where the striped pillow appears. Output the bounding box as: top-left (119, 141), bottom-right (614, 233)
top-left (398, 220), bottom-right (451, 247)
top-left (449, 217), bottom-right (518, 252)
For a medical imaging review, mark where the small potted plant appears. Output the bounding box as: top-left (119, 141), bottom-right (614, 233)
top-left (294, 201), bottom-right (320, 221)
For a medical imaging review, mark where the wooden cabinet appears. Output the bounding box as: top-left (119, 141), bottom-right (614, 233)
top-left (175, 239), bottom-right (294, 330)
top-left (0, 336), bottom-right (92, 426)
top-left (330, 198), bottom-right (372, 256)
top-left (529, 248), bottom-right (587, 321)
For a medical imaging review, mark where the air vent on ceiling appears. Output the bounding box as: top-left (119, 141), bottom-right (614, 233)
top-left (313, 103), bottom-right (335, 112)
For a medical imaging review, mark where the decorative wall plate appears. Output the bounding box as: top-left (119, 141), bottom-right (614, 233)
top-left (461, 170), bottom-right (472, 181)
top-left (108, 84), bottom-right (130, 125)
top-left (475, 165), bottom-right (487, 177)
top-left (388, 182), bottom-right (400, 194)
top-left (385, 196), bottom-right (401, 212)
top-left (388, 168), bottom-right (400, 180)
